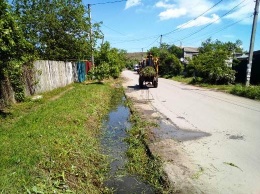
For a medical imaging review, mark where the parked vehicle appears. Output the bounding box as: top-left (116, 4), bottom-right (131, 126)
top-left (138, 53), bottom-right (159, 88)
top-left (133, 64), bottom-right (139, 72)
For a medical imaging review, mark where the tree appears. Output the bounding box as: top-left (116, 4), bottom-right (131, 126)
top-left (164, 54), bottom-right (183, 75)
top-left (12, 0), bottom-right (101, 60)
top-left (189, 39), bottom-right (240, 84)
top-left (168, 45), bottom-right (183, 59)
top-left (0, 0), bottom-right (34, 102)
top-left (148, 44), bottom-right (183, 76)
top-left (89, 42), bottom-right (127, 80)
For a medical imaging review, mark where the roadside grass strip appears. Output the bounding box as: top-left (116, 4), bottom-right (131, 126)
top-left (0, 82), bottom-right (118, 193)
top-left (170, 76), bottom-right (260, 100)
top-left (124, 100), bottom-right (175, 193)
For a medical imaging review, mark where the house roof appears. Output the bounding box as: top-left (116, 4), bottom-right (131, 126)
top-left (236, 50), bottom-right (260, 60)
top-left (183, 47), bottom-right (199, 53)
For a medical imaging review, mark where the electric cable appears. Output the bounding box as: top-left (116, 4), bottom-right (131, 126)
top-left (182, 14), bottom-right (253, 46)
top-left (163, 0), bottom-right (250, 45)
top-left (92, 18), bottom-right (126, 36)
top-left (90, 0), bottom-right (127, 6)
top-left (110, 35), bottom-right (160, 44)
top-left (143, 36), bottom-right (161, 49)
top-left (163, 0), bottom-right (224, 36)
top-left (171, 0), bottom-right (248, 44)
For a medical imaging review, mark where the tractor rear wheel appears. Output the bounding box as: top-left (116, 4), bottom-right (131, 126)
top-left (153, 77), bottom-right (158, 88)
top-left (139, 77), bottom-right (143, 88)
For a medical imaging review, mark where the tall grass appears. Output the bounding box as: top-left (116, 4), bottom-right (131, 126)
top-left (230, 84), bottom-right (260, 100)
top-left (0, 82), bottom-right (119, 193)
top-left (124, 100), bottom-right (174, 193)
top-left (170, 76), bottom-right (260, 100)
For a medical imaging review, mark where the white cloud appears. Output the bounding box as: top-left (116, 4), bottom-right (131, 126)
top-left (156, 0), bottom-right (213, 20)
top-left (125, 0), bottom-right (142, 10)
top-left (177, 14), bottom-right (220, 29)
top-left (155, 1), bottom-right (175, 9)
top-left (223, 1), bottom-right (254, 24)
top-left (155, 0), bottom-right (255, 28)
top-left (159, 8), bottom-right (187, 20)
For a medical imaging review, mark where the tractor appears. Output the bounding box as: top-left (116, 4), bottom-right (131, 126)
top-left (138, 53), bottom-right (159, 88)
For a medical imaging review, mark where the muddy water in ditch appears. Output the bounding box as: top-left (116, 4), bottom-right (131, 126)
top-left (101, 97), bottom-right (154, 194)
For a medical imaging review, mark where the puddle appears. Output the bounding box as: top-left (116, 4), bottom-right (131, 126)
top-left (101, 97), bottom-right (154, 193)
top-left (152, 120), bottom-right (211, 141)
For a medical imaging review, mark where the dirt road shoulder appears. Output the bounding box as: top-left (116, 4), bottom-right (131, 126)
top-left (121, 75), bottom-right (212, 194)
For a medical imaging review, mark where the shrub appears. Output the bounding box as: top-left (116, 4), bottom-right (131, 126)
top-left (231, 84), bottom-right (260, 100)
top-left (88, 62), bottom-right (110, 81)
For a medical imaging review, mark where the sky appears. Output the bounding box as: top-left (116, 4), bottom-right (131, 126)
top-left (84, 0), bottom-right (260, 53)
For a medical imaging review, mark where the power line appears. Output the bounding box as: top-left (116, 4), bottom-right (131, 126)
top-left (143, 36), bottom-right (161, 49)
top-left (92, 19), bottom-right (126, 36)
top-left (163, 0), bottom-right (224, 36)
top-left (181, 15), bottom-right (253, 46)
top-left (90, 0), bottom-right (127, 6)
top-left (173, 0), bottom-right (248, 43)
top-left (111, 35), bottom-right (160, 44)
top-left (89, 0), bottom-right (224, 46)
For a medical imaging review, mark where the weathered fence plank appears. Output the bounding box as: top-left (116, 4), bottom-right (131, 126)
top-left (1, 60), bottom-right (87, 108)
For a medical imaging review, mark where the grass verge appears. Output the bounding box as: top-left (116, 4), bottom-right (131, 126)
top-left (124, 100), bottom-right (174, 193)
top-left (0, 80), bottom-right (121, 193)
top-left (170, 76), bottom-right (260, 100)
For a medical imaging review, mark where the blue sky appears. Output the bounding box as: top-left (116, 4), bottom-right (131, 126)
top-left (85, 0), bottom-right (260, 53)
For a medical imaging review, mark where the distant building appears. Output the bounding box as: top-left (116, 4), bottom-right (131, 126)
top-left (183, 47), bottom-right (199, 59)
top-left (181, 47), bottom-right (199, 64)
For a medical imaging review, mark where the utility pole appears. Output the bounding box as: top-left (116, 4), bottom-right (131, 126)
top-left (160, 35), bottom-right (162, 47)
top-left (246, 0), bottom-right (259, 86)
top-left (88, 4), bottom-right (95, 67)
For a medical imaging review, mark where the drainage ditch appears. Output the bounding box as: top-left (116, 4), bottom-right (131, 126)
top-left (101, 97), bottom-right (154, 193)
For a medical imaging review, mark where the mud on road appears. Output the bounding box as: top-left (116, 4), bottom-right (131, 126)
top-left (121, 76), bottom-right (209, 194)
top-left (121, 69), bottom-right (260, 194)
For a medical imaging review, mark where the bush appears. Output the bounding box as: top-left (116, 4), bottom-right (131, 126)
top-left (190, 50), bottom-right (235, 84)
top-left (230, 84), bottom-right (260, 100)
top-left (159, 54), bottom-right (183, 76)
top-left (88, 62), bottom-right (121, 81)
top-left (206, 66), bottom-right (236, 84)
top-left (88, 62), bottom-right (110, 81)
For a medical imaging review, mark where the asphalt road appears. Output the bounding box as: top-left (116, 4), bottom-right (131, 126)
top-left (122, 69), bottom-right (260, 194)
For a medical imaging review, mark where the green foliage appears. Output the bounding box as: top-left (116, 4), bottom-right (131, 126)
top-left (149, 46), bottom-right (161, 57)
top-left (140, 66), bottom-right (156, 77)
top-left (0, 82), bottom-right (117, 193)
top-left (230, 84), bottom-right (260, 100)
top-left (189, 39), bottom-right (241, 84)
top-left (88, 62), bottom-right (110, 81)
top-left (92, 42), bottom-right (127, 80)
top-left (164, 54), bottom-right (183, 75)
top-left (171, 76), bottom-right (260, 100)
top-left (168, 44), bottom-right (183, 58)
top-left (0, 0), bottom-right (34, 102)
top-left (12, 0), bottom-right (100, 60)
top-left (125, 59), bottom-right (138, 70)
top-left (148, 44), bottom-right (183, 77)
top-left (199, 38), bottom-right (243, 54)
top-left (124, 102), bottom-right (174, 193)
